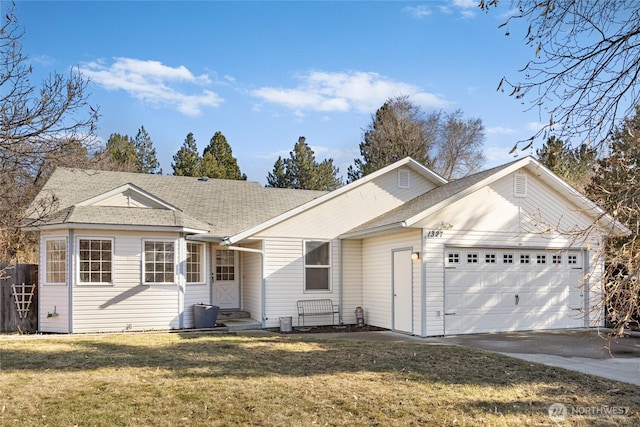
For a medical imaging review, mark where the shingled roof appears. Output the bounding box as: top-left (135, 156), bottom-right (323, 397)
top-left (27, 168), bottom-right (327, 237)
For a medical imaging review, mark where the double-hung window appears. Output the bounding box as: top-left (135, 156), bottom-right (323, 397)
top-left (143, 240), bottom-right (175, 284)
top-left (78, 238), bottom-right (113, 284)
top-left (186, 242), bottom-right (205, 284)
top-left (304, 241), bottom-right (331, 291)
top-left (45, 238), bottom-right (67, 285)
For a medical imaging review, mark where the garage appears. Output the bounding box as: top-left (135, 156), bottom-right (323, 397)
top-left (444, 248), bottom-right (585, 335)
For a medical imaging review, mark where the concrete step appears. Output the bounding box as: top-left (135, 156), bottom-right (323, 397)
top-left (217, 310), bottom-right (251, 321)
top-left (222, 318), bottom-right (262, 331)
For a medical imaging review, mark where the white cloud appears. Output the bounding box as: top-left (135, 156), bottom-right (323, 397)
top-left (486, 126), bottom-right (516, 135)
top-left (252, 70), bottom-right (450, 116)
top-left (526, 121), bottom-right (544, 132)
top-left (402, 5), bottom-right (432, 18)
top-left (81, 57), bottom-right (223, 117)
top-left (441, 0), bottom-right (478, 18)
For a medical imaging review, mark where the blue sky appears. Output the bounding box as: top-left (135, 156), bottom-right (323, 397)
top-left (15, 0), bottom-right (542, 183)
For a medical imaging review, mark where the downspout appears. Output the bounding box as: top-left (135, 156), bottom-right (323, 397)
top-left (339, 239), bottom-right (343, 325)
top-left (68, 229), bottom-right (74, 333)
top-left (177, 234), bottom-right (185, 329)
top-left (421, 229), bottom-right (427, 337)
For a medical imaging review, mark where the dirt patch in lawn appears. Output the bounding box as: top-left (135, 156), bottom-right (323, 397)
top-left (267, 324), bottom-right (388, 334)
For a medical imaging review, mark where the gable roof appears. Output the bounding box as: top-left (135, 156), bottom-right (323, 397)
top-left (223, 157), bottom-right (449, 244)
top-left (341, 156), bottom-right (630, 238)
top-left (26, 168), bottom-right (326, 236)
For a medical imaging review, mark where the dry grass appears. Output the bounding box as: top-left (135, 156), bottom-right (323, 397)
top-left (0, 331), bottom-right (639, 426)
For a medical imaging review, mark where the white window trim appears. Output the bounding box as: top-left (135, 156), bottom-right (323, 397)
top-left (142, 239), bottom-right (177, 285)
top-left (76, 237), bottom-right (114, 286)
top-left (186, 242), bottom-right (206, 285)
top-left (303, 240), bottom-right (332, 293)
top-left (43, 237), bottom-right (68, 286)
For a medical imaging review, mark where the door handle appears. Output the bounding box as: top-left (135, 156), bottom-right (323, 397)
top-left (444, 312), bottom-right (456, 316)
top-left (515, 294), bottom-right (519, 305)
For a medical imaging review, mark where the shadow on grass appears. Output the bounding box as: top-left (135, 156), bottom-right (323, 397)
top-left (1, 333), bottom-right (638, 424)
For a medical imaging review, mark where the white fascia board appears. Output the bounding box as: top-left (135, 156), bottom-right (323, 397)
top-left (227, 157), bottom-right (447, 244)
top-left (76, 183), bottom-right (179, 211)
top-left (403, 157), bottom-right (532, 226)
top-left (29, 223), bottom-right (207, 234)
top-left (339, 222), bottom-right (407, 239)
top-left (403, 156), bottom-right (630, 237)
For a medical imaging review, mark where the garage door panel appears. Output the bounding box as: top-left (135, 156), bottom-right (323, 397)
top-left (444, 248), bottom-right (584, 335)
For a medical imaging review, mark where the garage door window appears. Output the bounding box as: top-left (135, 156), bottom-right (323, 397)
top-left (448, 253), bottom-right (459, 264)
top-left (467, 253), bottom-right (478, 263)
top-left (553, 254), bottom-right (562, 264)
top-left (520, 254), bottom-right (530, 264)
top-left (503, 253), bottom-right (514, 264)
top-left (536, 254), bottom-right (546, 264)
top-left (485, 253), bottom-right (496, 264)
top-left (568, 254), bottom-right (578, 265)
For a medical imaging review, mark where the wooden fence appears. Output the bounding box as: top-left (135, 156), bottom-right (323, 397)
top-left (1, 263), bottom-right (38, 333)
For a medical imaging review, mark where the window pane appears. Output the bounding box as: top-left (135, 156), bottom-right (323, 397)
top-left (46, 239), bottom-right (67, 284)
top-left (305, 241), bottom-right (329, 266)
top-left (144, 241), bottom-right (175, 283)
top-left (306, 267), bottom-right (330, 290)
top-left (78, 239), bottom-right (112, 284)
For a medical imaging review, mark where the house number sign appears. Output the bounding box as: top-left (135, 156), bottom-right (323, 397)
top-left (425, 230), bottom-right (444, 238)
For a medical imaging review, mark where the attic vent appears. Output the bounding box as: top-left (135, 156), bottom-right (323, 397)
top-left (398, 169), bottom-right (410, 189)
top-left (514, 174), bottom-right (528, 198)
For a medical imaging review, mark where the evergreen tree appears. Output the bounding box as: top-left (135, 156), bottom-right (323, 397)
top-left (105, 133), bottom-right (137, 170)
top-left (536, 136), bottom-right (596, 192)
top-left (266, 156), bottom-right (289, 188)
top-left (586, 105), bottom-right (640, 335)
top-left (134, 126), bottom-right (161, 174)
top-left (172, 133), bottom-right (201, 176)
top-left (198, 131), bottom-right (246, 180)
top-left (266, 137), bottom-right (342, 190)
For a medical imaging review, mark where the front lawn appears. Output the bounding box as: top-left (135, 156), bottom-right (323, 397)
top-left (0, 331), bottom-right (638, 426)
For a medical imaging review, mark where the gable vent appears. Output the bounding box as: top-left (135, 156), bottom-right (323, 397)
top-left (398, 169), bottom-right (410, 189)
top-left (514, 174), bottom-right (528, 198)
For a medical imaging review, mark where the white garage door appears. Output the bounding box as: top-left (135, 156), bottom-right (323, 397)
top-left (444, 248), bottom-right (584, 335)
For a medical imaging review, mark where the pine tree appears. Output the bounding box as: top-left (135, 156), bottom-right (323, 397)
top-left (198, 131), bottom-right (246, 180)
top-left (536, 136), bottom-right (596, 192)
top-left (172, 133), bottom-right (201, 176)
top-left (266, 137), bottom-right (342, 190)
top-left (266, 156), bottom-right (289, 188)
top-left (105, 133), bottom-right (137, 170)
top-left (134, 126), bottom-right (161, 174)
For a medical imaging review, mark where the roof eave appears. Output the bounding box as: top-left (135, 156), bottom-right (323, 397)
top-left (227, 157), bottom-right (446, 244)
top-left (339, 222), bottom-right (407, 239)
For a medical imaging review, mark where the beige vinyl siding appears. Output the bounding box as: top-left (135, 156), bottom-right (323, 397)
top-left (240, 241), bottom-right (264, 324)
top-left (361, 230), bottom-right (421, 331)
top-left (341, 239), bottom-right (363, 325)
top-left (263, 238), bottom-right (341, 328)
top-left (71, 230), bottom-right (181, 333)
top-left (256, 170), bottom-right (438, 239)
top-left (38, 232), bottom-right (70, 333)
top-left (183, 243), bottom-right (210, 328)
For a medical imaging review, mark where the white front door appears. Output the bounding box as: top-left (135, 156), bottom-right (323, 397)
top-left (213, 249), bottom-right (240, 310)
top-left (393, 249), bottom-right (413, 333)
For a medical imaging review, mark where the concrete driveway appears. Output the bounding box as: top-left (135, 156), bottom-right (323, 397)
top-left (436, 329), bottom-right (640, 387)
top-left (275, 328), bottom-right (640, 387)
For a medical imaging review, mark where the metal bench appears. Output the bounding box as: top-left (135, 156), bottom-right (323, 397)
top-left (296, 299), bottom-right (339, 327)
